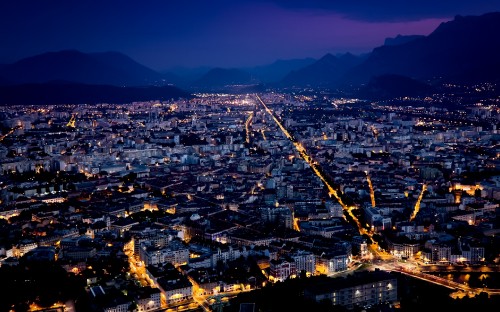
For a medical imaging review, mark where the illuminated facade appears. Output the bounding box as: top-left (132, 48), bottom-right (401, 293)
top-left (290, 251), bottom-right (316, 275)
top-left (135, 287), bottom-right (162, 312)
top-left (269, 258), bottom-right (296, 282)
top-left (316, 252), bottom-right (350, 275)
top-left (304, 271), bottom-right (398, 309)
top-left (211, 245), bottom-right (249, 267)
top-left (158, 280), bottom-right (193, 306)
top-left (387, 240), bottom-right (420, 259)
top-left (139, 243), bottom-right (189, 267)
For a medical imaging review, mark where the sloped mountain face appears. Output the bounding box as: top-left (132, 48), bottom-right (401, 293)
top-left (162, 66), bottom-right (212, 86)
top-left (383, 35), bottom-right (425, 47)
top-left (343, 12), bottom-right (500, 86)
top-left (247, 58), bottom-right (317, 83)
top-left (279, 53), bottom-right (365, 87)
top-left (358, 74), bottom-right (436, 100)
top-left (89, 51), bottom-right (169, 84)
top-left (191, 68), bottom-right (253, 89)
top-left (0, 50), bottom-right (167, 86)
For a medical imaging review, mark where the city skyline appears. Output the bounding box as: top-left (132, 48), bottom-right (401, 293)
top-left (1, 1), bottom-right (500, 311)
top-left (2, 0), bottom-right (500, 70)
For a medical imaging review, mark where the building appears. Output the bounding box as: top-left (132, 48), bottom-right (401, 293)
top-left (387, 240), bottom-right (420, 259)
top-left (16, 239), bottom-right (37, 257)
top-left (290, 250), bottom-right (316, 275)
top-left (351, 236), bottom-right (368, 257)
top-left (89, 285), bottom-right (131, 312)
top-left (259, 207), bottom-right (293, 229)
top-left (316, 252), bottom-right (350, 275)
top-left (269, 257), bottom-right (296, 282)
top-left (211, 245), bottom-right (249, 267)
top-left (304, 270), bottom-right (398, 310)
top-left (139, 243), bottom-right (189, 267)
top-left (149, 263), bottom-right (193, 306)
top-left (133, 287), bottom-right (162, 312)
top-left (158, 276), bottom-right (193, 306)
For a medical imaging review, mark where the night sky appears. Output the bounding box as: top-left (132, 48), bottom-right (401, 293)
top-left (2, 0), bottom-right (500, 70)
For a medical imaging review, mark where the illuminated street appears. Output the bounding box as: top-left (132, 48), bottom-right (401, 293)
top-left (365, 171), bottom-right (376, 207)
top-left (0, 125), bottom-right (20, 142)
top-left (255, 94), bottom-right (372, 243)
top-left (245, 112), bottom-right (253, 144)
top-left (410, 184), bottom-right (427, 221)
top-left (2, 3), bottom-right (500, 311)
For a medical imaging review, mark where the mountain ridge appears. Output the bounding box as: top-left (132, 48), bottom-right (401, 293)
top-left (342, 12), bottom-right (500, 86)
top-left (2, 12), bottom-right (500, 94)
top-left (279, 53), bottom-right (366, 88)
top-left (0, 50), bottom-right (171, 87)
top-left (191, 68), bottom-right (255, 90)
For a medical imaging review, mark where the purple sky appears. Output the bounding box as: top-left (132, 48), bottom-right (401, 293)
top-left (1, 0), bottom-right (500, 70)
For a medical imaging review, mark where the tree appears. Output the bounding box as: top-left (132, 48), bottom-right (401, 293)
top-left (128, 302), bottom-right (138, 311)
top-left (122, 172), bottom-right (137, 183)
top-left (0, 261), bottom-right (86, 310)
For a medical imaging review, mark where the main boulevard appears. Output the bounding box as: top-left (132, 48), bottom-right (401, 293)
top-left (255, 93), bottom-right (500, 298)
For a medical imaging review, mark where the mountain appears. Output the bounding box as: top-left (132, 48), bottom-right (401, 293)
top-left (191, 68), bottom-right (254, 90)
top-left (357, 74), bottom-right (436, 100)
top-left (343, 12), bottom-right (500, 86)
top-left (0, 50), bottom-right (170, 87)
top-left (383, 35), bottom-right (425, 46)
top-left (163, 66), bottom-right (212, 85)
top-left (279, 53), bottom-right (366, 88)
top-left (0, 82), bottom-right (192, 105)
top-left (165, 58), bottom-right (317, 88)
top-left (246, 58), bottom-right (317, 83)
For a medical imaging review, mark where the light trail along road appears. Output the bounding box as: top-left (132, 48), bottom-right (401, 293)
top-left (255, 94), bottom-right (500, 298)
top-left (255, 94), bottom-right (370, 241)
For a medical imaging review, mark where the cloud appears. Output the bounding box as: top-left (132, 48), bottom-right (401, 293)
top-left (1, 0), bottom-right (499, 68)
top-left (259, 0), bottom-right (500, 21)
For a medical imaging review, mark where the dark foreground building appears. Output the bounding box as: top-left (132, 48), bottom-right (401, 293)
top-left (304, 270), bottom-right (398, 309)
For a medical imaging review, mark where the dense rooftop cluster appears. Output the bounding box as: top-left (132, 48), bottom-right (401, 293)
top-left (0, 90), bottom-right (499, 311)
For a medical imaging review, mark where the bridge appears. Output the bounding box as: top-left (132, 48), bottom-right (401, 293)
top-left (419, 264), bottom-right (500, 273)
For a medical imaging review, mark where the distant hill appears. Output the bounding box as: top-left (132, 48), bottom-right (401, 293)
top-left (0, 50), bottom-right (171, 87)
top-left (343, 12), bottom-right (500, 86)
top-left (166, 58), bottom-right (317, 89)
top-left (0, 82), bottom-right (192, 105)
top-left (246, 58), bottom-right (317, 83)
top-left (279, 53), bottom-right (366, 88)
top-left (161, 66), bottom-right (212, 87)
top-left (191, 68), bottom-right (254, 90)
top-left (357, 74), bottom-right (436, 100)
top-left (159, 71), bottom-right (188, 87)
